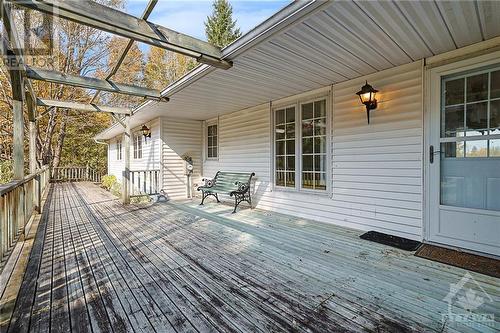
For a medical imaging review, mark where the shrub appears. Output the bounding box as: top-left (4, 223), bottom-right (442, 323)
top-left (0, 160), bottom-right (13, 184)
top-left (101, 174), bottom-right (117, 190)
top-left (110, 182), bottom-right (121, 197)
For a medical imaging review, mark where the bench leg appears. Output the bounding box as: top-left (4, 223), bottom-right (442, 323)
top-left (215, 193), bottom-right (220, 203)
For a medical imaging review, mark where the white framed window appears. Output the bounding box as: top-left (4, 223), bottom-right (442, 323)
top-left (274, 105), bottom-right (296, 188)
top-left (133, 134), bottom-right (142, 159)
top-left (273, 97), bottom-right (329, 192)
top-left (300, 99), bottom-right (327, 191)
top-left (116, 139), bottom-right (122, 160)
top-left (207, 123), bottom-right (218, 159)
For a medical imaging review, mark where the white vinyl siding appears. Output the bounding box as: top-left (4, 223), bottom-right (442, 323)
top-left (161, 117), bottom-right (202, 200)
top-left (107, 118), bottom-right (161, 184)
top-left (203, 61), bottom-right (423, 240)
top-left (116, 139), bottom-right (122, 160)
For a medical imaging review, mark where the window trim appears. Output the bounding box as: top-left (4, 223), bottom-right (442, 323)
top-left (133, 133), bottom-right (143, 159)
top-left (205, 120), bottom-right (219, 160)
top-left (272, 95), bottom-right (331, 194)
top-left (116, 138), bottom-right (122, 160)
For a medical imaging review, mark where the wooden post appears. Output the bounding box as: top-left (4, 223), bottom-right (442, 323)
top-left (122, 115), bottom-right (131, 204)
top-left (12, 100), bottom-right (24, 180)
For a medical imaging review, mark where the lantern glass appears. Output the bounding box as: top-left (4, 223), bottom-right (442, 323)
top-left (360, 92), bottom-right (372, 104)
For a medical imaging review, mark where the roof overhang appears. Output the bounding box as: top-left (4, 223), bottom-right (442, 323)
top-left (96, 0), bottom-right (500, 140)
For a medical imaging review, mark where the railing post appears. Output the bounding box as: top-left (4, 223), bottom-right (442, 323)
top-left (36, 174), bottom-right (41, 213)
top-left (122, 115), bottom-right (131, 204)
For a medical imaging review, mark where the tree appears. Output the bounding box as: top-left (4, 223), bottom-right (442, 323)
top-left (144, 47), bottom-right (196, 90)
top-left (204, 0), bottom-right (242, 48)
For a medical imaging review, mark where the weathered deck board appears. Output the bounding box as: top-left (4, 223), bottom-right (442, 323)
top-left (4, 182), bottom-right (500, 333)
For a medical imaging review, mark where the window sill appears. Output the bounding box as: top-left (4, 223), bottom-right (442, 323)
top-left (273, 186), bottom-right (330, 197)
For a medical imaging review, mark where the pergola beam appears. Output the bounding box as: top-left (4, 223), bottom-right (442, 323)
top-left (26, 66), bottom-right (168, 101)
top-left (91, 0), bottom-right (158, 104)
top-left (14, 0), bottom-right (232, 69)
top-left (37, 98), bottom-right (131, 115)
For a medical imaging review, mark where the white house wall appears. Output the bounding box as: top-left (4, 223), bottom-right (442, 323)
top-left (160, 117), bottom-right (202, 200)
top-left (107, 118), bottom-right (161, 189)
top-left (202, 61), bottom-right (423, 241)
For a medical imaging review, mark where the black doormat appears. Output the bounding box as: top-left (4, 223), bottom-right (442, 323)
top-left (415, 244), bottom-right (500, 278)
top-left (359, 231), bottom-right (422, 251)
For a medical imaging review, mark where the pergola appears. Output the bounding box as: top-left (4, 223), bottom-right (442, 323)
top-left (0, 0), bottom-right (232, 204)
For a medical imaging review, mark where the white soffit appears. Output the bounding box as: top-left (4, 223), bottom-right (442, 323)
top-left (96, 0), bottom-right (500, 140)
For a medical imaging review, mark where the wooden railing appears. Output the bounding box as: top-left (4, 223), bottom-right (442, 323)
top-left (0, 166), bottom-right (50, 268)
top-left (52, 166), bottom-right (102, 183)
top-left (130, 170), bottom-right (160, 196)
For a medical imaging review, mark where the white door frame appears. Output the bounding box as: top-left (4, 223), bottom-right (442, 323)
top-left (424, 50), bottom-right (500, 256)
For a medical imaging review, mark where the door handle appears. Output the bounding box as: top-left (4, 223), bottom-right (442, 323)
top-left (429, 145), bottom-right (441, 164)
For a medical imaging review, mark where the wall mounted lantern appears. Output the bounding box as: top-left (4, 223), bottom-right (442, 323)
top-left (356, 81), bottom-right (378, 124)
top-left (141, 124), bottom-right (151, 140)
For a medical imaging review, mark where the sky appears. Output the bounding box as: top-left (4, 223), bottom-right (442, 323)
top-left (125, 0), bottom-right (290, 43)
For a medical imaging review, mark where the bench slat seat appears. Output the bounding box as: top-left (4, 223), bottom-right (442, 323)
top-left (197, 171), bottom-right (255, 213)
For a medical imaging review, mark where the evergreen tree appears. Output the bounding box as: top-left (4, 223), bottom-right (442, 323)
top-left (204, 0), bottom-right (242, 48)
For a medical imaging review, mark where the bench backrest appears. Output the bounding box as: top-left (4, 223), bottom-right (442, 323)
top-left (214, 171), bottom-right (255, 191)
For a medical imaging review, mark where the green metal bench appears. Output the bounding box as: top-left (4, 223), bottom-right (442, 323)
top-left (197, 171), bottom-right (255, 213)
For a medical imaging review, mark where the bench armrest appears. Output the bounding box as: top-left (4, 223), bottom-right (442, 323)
top-left (197, 177), bottom-right (216, 190)
top-left (230, 181), bottom-right (250, 196)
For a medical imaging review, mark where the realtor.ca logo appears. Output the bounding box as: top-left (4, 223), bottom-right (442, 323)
top-left (1, 0), bottom-right (59, 69)
top-left (442, 272), bottom-right (496, 329)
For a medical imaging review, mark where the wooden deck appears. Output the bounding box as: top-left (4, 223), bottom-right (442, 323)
top-left (3, 182), bottom-right (499, 333)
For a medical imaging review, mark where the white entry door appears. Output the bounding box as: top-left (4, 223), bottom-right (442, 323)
top-left (428, 57), bottom-right (500, 257)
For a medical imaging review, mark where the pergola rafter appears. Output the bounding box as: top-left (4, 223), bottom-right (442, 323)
top-left (14, 0), bottom-right (233, 69)
top-left (36, 98), bottom-right (132, 115)
top-left (26, 66), bottom-right (168, 101)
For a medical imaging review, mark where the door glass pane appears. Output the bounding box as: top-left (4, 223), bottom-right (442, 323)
top-left (445, 78), bottom-right (464, 105)
top-left (442, 105), bottom-right (464, 137)
top-left (490, 70), bottom-right (500, 99)
top-left (315, 173), bottom-right (326, 190)
top-left (490, 100), bottom-right (500, 134)
top-left (465, 140), bottom-right (487, 158)
top-left (466, 73), bottom-right (488, 102)
top-left (465, 102), bottom-right (488, 136)
top-left (442, 142), bottom-right (464, 158)
top-left (490, 140), bottom-right (500, 157)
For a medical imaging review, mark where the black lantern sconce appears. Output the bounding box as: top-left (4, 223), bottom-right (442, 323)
top-left (356, 81), bottom-right (378, 124)
top-left (141, 124), bottom-right (151, 140)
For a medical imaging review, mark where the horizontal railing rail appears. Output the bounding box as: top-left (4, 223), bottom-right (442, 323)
top-left (130, 170), bottom-right (160, 197)
top-left (0, 166), bottom-right (50, 270)
top-left (52, 166), bottom-right (102, 183)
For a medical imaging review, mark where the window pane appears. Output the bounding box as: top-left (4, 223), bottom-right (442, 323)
top-left (286, 139), bottom-right (295, 155)
top-left (286, 172), bottom-right (295, 187)
top-left (302, 172), bottom-right (314, 189)
top-left (314, 155), bottom-right (326, 172)
top-left (314, 100), bottom-right (326, 118)
top-left (314, 137), bottom-right (326, 154)
top-left (302, 120), bottom-right (313, 137)
top-left (491, 70), bottom-right (500, 99)
top-left (465, 140), bottom-right (487, 157)
top-left (276, 109), bottom-right (285, 125)
top-left (443, 105), bottom-right (464, 137)
top-left (286, 107), bottom-right (295, 123)
top-left (276, 156), bottom-right (285, 170)
top-left (213, 125), bottom-right (217, 135)
top-left (302, 155), bottom-right (313, 171)
top-left (208, 148), bottom-right (213, 158)
top-left (315, 173), bottom-right (326, 190)
top-left (275, 125), bottom-right (285, 140)
top-left (445, 78), bottom-right (464, 105)
top-left (314, 119), bottom-right (326, 136)
top-left (302, 138), bottom-right (313, 154)
top-left (302, 103), bottom-right (313, 120)
top-left (467, 73), bottom-right (488, 102)
top-left (491, 100), bottom-right (500, 134)
top-left (286, 156), bottom-right (295, 171)
top-left (442, 142), bottom-right (464, 158)
top-left (276, 172), bottom-right (285, 186)
top-left (276, 141), bottom-right (285, 155)
top-left (490, 140), bottom-right (500, 157)
top-left (208, 136), bottom-right (213, 147)
top-left (465, 102), bottom-right (488, 136)
top-left (286, 124), bottom-right (295, 139)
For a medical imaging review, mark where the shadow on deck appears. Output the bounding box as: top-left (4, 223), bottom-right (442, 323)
top-left (2, 182), bottom-right (499, 333)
